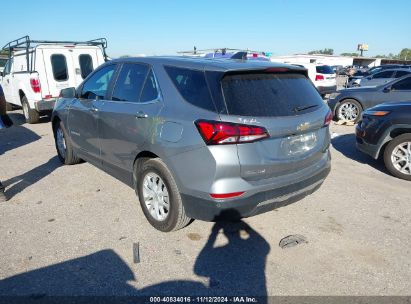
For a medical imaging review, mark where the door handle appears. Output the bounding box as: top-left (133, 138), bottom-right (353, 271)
top-left (136, 111), bottom-right (148, 118)
top-left (90, 106), bottom-right (98, 112)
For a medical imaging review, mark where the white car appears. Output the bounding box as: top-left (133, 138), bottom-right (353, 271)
top-left (292, 63), bottom-right (336, 97)
top-left (0, 36), bottom-right (108, 123)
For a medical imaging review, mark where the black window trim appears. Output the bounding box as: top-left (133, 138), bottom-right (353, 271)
top-left (79, 54), bottom-right (94, 79)
top-left (107, 62), bottom-right (162, 104)
top-left (51, 53), bottom-right (69, 82)
top-left (78, 63), bottom-right (119, 100)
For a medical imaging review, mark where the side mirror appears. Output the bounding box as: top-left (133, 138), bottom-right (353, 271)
top-left (0, 71), bottom-right (3, 77)
top-left (59, 87), bottom-right (77, 98)
top-left (383, 86), bottom-right (391, 93)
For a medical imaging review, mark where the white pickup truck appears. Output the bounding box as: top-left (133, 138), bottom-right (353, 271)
top-left (0, 36), bottom-right (108, 123)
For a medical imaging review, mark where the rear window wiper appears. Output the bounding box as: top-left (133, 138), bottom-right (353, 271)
top-left (293, 104), bottom-right (319, 112)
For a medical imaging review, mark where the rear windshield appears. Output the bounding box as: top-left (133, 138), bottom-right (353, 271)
top-left (221, 73), bottom-right (324, 117)
top-left (316, 65), bottom-right (334, 74)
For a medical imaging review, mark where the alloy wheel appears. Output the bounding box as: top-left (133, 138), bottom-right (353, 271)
top-left (142, 172), bottom-right (170, 221)
top-left (56, 127), bottom-right (66, 159)
top-left (391, 141), bottom-right (411, 175)
top-left (338, 102), bottom-right (359, 122)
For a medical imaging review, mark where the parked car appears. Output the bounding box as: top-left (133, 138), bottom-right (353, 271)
top-left (0, 36), bottom-right (108, 123)
top-left (290, 63), bottom-right (336, 97)
top-left (356, 102), bottom-right (411, 180)
top-left (328, 74), bottom-right (411, 122)
top-left (347, 65), bottom-right (410, 87)
top-left (355, 69), bottom-right (411, 87)
top-left (52, 57), bottom-right (332, 232)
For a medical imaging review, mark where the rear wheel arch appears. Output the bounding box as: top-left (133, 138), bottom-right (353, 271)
top-left (133, 151), bottom-right (159, 186)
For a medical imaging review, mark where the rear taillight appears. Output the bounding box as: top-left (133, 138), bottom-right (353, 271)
top-left (195, 120), bottom-right (269, 145)
top-left (30, 78), bottom-right (41, 93)
top-left (324, 110), bottom-right (333, 126)
top-left (315, 74), bottom-right (324, 81)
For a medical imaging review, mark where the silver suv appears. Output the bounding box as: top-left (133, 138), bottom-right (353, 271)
top-left (52, 57), bottom-right (332, 232)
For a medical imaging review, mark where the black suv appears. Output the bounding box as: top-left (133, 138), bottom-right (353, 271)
top-left (356, 102), bottom-right (411, 180)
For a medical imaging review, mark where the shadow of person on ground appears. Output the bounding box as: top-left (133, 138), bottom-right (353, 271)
top-left (332, 133), bottom-right (387, 174)
top-left (193, 215), bottom-right (270, 297)
top-left (2, 156), bottom-right (61, 200)
top-left (0, 212), bottom-right (271, 299)
top-left (0, 113), bottom-right (42, 155)
top-left (0, 249), bottom-right (137, 296)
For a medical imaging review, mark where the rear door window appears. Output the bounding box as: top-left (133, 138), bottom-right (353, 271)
top-left (316, 65), bottom-right (334, 74)
top-left (165, 66), bottom-right (215, 111)
top-left (392, 77), bottom-right (411, 90)
top-left (79, 54), bottom-right (94, 79)
top-left (140, 69), bottom-right (159, 102)
top-left (221, 73), bottom-right (323, 117)
top-left (51, 54), bottom-right (68, 81)
top-left (112, 63), bottom-right (149, 103)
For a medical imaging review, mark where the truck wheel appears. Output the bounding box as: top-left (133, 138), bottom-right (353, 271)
top-left (383, 134), bottom-right (411, 181)
top-left (136, 158), bottom-right (191, 232)
top-left (22, 96), bottom-right (40, 124)
top-left (53, 120), bottom-right (81, 165)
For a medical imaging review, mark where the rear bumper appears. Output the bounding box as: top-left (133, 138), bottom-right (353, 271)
top-left (317, 85), bottom-right (337, 95)
top-left (34, 99), bottom-right (56, 112)
top-left (181, 160), bottom-right (331, 221)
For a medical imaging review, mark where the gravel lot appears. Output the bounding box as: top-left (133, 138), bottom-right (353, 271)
top-left (0, 111), bottom-right (410, 296)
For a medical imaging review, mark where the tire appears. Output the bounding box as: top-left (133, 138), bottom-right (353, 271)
top-left (136, 158), bottom-right (191, 232)
top-left (383, 134), bottom-right (411, 181)
top-left (21, 96), bottom-right (40, 124)
top-left (53, 120), bottom-right (81, 165)
top-left (336, 99), bottom-right (362, 123)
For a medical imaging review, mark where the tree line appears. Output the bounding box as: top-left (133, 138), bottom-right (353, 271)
top-left (308, 48), bottom-right (411, 60)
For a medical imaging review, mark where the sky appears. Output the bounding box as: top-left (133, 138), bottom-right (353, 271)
top-left (1, 0), bottom-right (410, 58)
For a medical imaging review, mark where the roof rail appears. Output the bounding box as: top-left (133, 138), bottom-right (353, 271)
top-left (177, 47), bottom-right (271, 58)
top-left (2, 35), bottom-right (109, 64)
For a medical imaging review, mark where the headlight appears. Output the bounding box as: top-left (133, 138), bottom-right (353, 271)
top-left (329, 92), bottom-right (341, 99)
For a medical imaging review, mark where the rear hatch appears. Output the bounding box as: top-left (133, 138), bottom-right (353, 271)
top-left (315, 65), bottom-right (336, 87)
top-left (215, 70), bottom-right (331, 181)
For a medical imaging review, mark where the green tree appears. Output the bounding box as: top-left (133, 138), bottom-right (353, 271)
top-left (398, 48), bottom-right (411, 60)
top-left (308, 48), bottom-right (334, 55)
